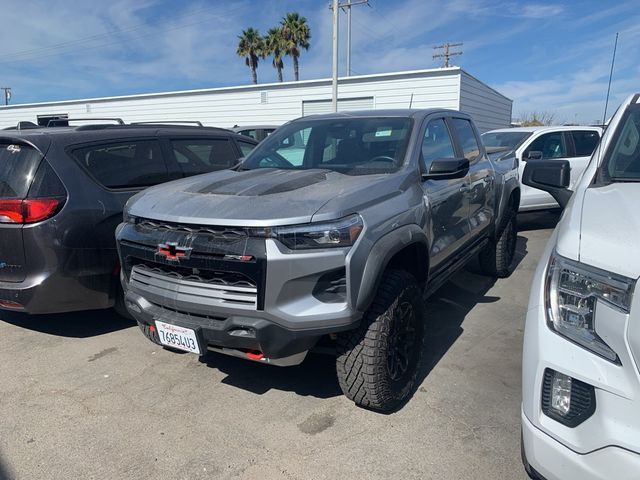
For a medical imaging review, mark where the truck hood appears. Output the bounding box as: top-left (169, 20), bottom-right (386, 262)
top-left (128, 168), bottom-right (400, 227)
top-left (577, 183), bottom-right (640, 279)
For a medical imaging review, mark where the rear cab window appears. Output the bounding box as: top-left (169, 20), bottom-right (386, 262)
top-left (72, 140), bottom-right (168, 189)
top-left (0, 142), bottom-right (43, 198)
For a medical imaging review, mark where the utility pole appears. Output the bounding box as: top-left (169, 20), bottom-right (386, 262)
top-left (331, 0), bottom-right (339, 112)
top-left (1, 87), bottom-right (11, 106)
top-left (330, 0), bottom-right (369, 112)
top-left (340, 0), bottom-right (370, 76)
top-left (433, 42), bottom-right (463, 67)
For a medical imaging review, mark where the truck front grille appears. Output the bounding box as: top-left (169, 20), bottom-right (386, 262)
top-left (130, 264), bottom-right (257, 310)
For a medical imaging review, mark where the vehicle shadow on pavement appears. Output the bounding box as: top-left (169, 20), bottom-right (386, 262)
top-left (0, 450), bottom-right (15, 480)
top-left (517, 210), bottom-right (561, 232)
top-left (0, 309), bottom-right (134, 338)
top-left (198, 236), bottom-right (530, 408)
top-left (199, 350), bottom-right (342, 399)
top-left (393, 234), bottom-right (530, 413)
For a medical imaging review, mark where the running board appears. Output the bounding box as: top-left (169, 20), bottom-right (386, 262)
top-left (423, 238), bottom-right (489, 300)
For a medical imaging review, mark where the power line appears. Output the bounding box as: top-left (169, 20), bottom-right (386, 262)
top-left (433, 42), bottom-right (463, 67)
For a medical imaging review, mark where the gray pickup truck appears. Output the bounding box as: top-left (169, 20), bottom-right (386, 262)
top-left (116, 109), bottom-right (520, 412)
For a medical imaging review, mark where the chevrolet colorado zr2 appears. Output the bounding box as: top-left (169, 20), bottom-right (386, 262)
top-left (116, 109), bottom-right (520, 412)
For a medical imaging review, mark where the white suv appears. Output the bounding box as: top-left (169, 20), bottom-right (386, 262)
top-left (482, 126), bottom-right (602, 211)
top-left (520, 94), bottom-right (640, 479)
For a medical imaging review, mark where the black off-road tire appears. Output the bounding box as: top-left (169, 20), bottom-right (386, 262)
top-left (336, 270), bottom-right (425, 412)
top-left (479, 207), bottom-right (517, 278)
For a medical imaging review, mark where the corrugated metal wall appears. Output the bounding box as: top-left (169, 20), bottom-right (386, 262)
top-left (459, 71), bottom-right (513, 133)
top-left (0, 68), bottom-right (511, 132)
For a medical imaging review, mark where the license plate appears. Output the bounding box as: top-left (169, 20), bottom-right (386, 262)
top-left (155, 321), bottom-right (201, 354)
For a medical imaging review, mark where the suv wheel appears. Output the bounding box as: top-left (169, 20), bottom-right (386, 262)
top-left (336, 270), bottom-right (425, 412)
top-left (479, 207), bottom-right (517, 278)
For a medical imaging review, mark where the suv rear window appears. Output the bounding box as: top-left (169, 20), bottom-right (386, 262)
top-left (72, 140), bottom-right (168, 189)
top-left (0, 143), bottom-right (43, 198)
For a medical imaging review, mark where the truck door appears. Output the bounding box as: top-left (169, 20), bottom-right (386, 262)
top-left (449, 117), bottom-right (495, 239)
top-left (420, 117), bottom-right (471, 269)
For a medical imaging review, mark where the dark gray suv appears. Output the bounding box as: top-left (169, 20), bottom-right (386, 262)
top-left (0, 123), bottom-right (257, 315)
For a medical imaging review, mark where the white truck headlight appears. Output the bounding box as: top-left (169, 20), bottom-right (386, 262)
top-left (546, 251), bottom-right (635, 363)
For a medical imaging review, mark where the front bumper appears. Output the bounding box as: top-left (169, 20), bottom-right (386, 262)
top-left (126, 291), bottom-right (353, 363)
top-left (117, 220), bottom-right (364, 362)
top-left (522, 410), bottom-right (640, 480)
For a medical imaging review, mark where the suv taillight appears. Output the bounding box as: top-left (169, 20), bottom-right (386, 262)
top-left (0, 198), bottom-right (64, 224)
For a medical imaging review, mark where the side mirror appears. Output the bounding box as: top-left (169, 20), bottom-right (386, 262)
top-left (422, 157), bottom-right (470, 180)
top-left (522, 159), bottom-right (572, 208)
top-left (525, 150), bottom-right (543, 161)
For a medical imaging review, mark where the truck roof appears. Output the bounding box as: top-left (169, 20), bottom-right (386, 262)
top-left (302, 108), bottom-right (465, 121)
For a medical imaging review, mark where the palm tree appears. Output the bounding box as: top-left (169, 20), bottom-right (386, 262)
top-left (280, 12), bottom-right (311, 81)
top-left (237, 28), bottom-right (264, 84)
top-left (265, 27), bottom-right (285, 82)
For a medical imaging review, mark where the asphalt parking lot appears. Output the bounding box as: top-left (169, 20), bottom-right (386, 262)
top-left (0, 211), bottom-right (559, 480)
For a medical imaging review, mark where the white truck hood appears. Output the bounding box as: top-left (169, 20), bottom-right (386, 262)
top-left (577, 183), bottom-right (640, 279)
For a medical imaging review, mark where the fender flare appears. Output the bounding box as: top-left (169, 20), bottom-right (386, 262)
top-left (355, 224), bottom-right (429, 312)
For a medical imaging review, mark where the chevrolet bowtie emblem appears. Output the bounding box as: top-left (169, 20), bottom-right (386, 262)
top-left (156, 242), bottom-right (192, 261)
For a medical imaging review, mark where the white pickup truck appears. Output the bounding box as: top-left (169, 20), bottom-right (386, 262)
top-left (482, 125), bottom-right (602, 211)
top-left (520, 93), bottom-right (640, 479)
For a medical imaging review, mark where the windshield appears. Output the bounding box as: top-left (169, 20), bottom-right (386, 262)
top-left (241, 117), bottom-right (412, 175)
top-left (481, 131), bottom-right (532, 151)
top-left (605, 105), bottom-right (640, 182)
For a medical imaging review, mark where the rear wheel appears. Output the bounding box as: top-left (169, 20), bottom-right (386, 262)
top-left (336, 270), bottom-right (425, 412)
top-left (479, 207), bottom-right (517, 278)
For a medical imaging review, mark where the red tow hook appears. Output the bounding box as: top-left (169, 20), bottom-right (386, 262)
top-left (246, 350), bottom-right (265, 361)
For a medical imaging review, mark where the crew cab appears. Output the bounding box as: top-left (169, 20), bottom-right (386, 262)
top-left (521, 94), bottom-right (640, 479)
top-left (116, 109), bottom-right (520, 412)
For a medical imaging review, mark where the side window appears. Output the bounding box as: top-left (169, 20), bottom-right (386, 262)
top-left (451, 118), bottom-right (481, 162)
top-left (170, 138), bottom-right (239, 176)
top-left (237, 140), bottom-right (256, 157)
top-left (571, 130), bottom-right (600, 157)
top-left (239, 129), bottom-right (258, 140)
top-left (421, 118), bottom-right (455, 170)
top-left (266, 127), bottom-right (311, 167)
top-left (72, 140), bottom-right (167, 189)
top-left (525, 132), bottom-right (568, 159)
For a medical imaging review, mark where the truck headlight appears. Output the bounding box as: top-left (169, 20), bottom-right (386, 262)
top-left (546, 251), bottom-right (635, 363)
top-left (251, 214), bottom-right (363, 250)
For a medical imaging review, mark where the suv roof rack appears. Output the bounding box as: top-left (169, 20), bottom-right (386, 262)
top-left (47, 117), bottom-right (125, 127)
top-left (3, 121), bottom-right (41, 131)
top-left (131, 121), bottom-right (204, 127)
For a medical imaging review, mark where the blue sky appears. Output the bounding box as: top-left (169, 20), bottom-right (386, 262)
top-left (0, 0), bottom-right (637, 123)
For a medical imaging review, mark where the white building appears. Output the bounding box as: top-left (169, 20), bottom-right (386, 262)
top-left (0, 67), bottom-right (511, 133)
